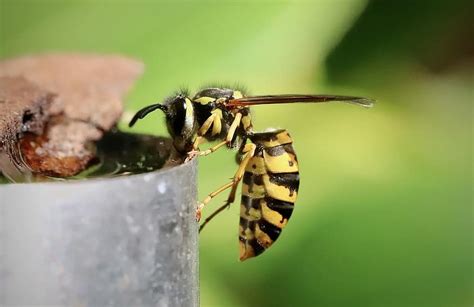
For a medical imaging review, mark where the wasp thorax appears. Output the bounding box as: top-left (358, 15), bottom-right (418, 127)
top-left (162, 95), bottom-right (197, 153)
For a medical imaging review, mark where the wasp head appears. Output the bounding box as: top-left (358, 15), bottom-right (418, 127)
top-left (162, 94), bottom-right (197, 153)
top-left (129, 93), bottom-right (197, 154)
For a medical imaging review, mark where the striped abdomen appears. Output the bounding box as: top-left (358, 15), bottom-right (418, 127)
top-left (239, 129), bottom-right (299, 261)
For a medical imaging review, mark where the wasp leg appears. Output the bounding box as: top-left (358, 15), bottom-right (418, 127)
top-left (185, 136), bottom-right (206, 162)
top-left (199, 202), bottom-right (231, 232)
top-left (194, 140), bottom-right (227, 157)
top-left (192, 136), bottom-right (205, 150)
top-left (196, 181), bottom-right (234, 221)
top-left (198, 143), bottom-right (256, 231)
top-left (193, 113), bottom-right (217, 149)
top-left (186, 114), bottom-right (218, 161)
top-left (226, 112), bottom-right (243, 143)
top-left (227, 142), bottom-right (256, 201)
top-left (194, 113), bottom-right (243, 157)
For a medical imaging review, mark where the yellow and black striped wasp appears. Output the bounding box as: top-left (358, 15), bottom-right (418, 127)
top-left (129, 87), bottom-right (374, 261)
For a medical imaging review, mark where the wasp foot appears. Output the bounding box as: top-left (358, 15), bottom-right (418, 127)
top-left (195, 202), bottom-right (204, 222)
top-left (185, 150), bottom-right (200, 163)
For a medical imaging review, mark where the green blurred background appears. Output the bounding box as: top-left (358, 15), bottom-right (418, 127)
top-left (1, 0), bottom-right (472, 306)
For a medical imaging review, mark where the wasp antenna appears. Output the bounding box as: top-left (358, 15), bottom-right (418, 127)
top-left (128, 103), bottom-right (167, 127)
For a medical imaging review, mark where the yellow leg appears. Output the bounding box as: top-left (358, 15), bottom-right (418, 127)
top-left (186, 114), bottom-right (215, 161)
top-left (226, 112), bottom-right (242, 143)
top-left (192, 136), bottom-right (205, 151)
top-left (198, 143), bottom-right (256, 231)
top-left (196, 181), bottom-right (234, 221)
top-left (198, 113), bottom-right (216, 136)
top-left (235, 143), bottom-right (256, 177)
top-left (222, 142), bottom-right (256, 204)
top-left (198, 112), bottom-right (243, 156)
top-left (190, 112), bottom-right (243, 158)
top-left (191, 114), bottom-right (216, 151)
top-left (195, 140), bottom-right (227, 157)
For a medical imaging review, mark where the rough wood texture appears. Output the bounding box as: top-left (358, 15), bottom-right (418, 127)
top-left (0, 76), bottom-right (55, 146)
top-left (19, 120), bottom-right (101, 177)
top-left (0, 54), bottom-right (144, 177)
top-left (0, 53), bottom-right (144, 130)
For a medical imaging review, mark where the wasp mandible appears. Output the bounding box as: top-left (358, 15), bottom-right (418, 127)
top-left (129, 87), bottom-right (374, 261)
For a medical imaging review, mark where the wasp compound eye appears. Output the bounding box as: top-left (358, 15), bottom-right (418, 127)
top-left (169, 97), bottom-right (187, 136)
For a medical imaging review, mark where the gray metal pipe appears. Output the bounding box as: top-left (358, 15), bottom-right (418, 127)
top-left (0, 160), bottom-right (198, 307)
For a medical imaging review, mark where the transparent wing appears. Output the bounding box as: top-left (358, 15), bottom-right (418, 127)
top-left (227, 94), bottom-right (375, 108)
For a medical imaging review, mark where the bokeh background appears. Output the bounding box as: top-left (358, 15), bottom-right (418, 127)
top-left (1, 0), bottom-right (472, 306)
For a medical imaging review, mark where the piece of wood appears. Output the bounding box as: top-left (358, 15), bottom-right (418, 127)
top-left (0, 76), bottom-right (55, 145)
top-left (0, 54), bottom-right (144, 177)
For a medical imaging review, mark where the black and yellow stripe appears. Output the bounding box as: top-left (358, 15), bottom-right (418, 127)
top-left (192, 88), bottom-right (252, 147)
top-left (239, 129), bottom-right (299, 261)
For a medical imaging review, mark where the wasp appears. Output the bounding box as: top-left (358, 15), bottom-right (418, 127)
top-left (129, 87), bottom-right (374, 261)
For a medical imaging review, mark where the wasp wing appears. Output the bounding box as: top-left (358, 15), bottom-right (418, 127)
top-left (227, 94), bottom-right (375, 108)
